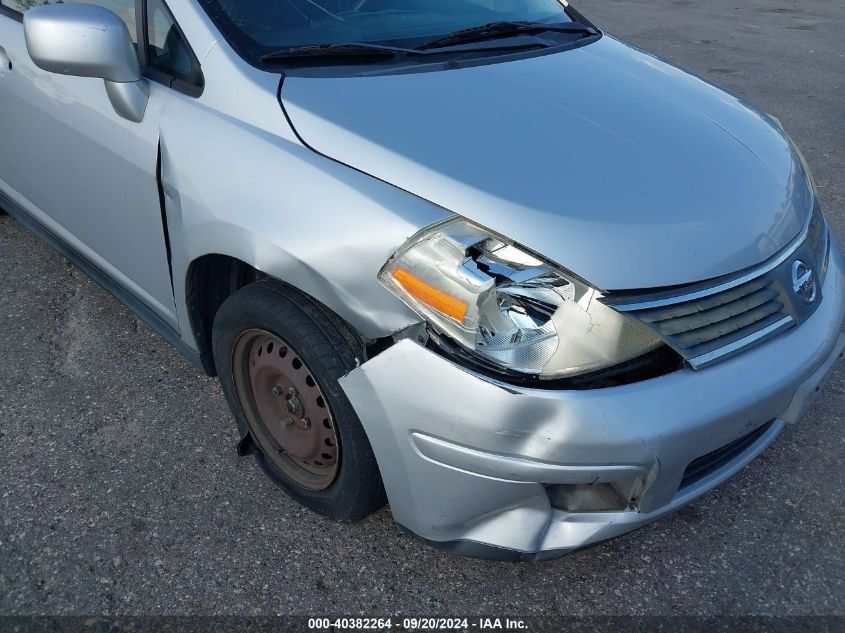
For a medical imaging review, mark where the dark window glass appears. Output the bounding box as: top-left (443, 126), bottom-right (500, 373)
top-left (146, 0), bottom-right (194, 79)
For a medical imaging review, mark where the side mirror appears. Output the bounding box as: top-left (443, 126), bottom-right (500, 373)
top-left (23, 3), bottom-right (149, 122)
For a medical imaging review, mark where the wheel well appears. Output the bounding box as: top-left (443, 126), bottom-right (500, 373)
top-left (186, 255), bottom-right (372, 376)
top-left (186, 254), bottom-right (263, 376)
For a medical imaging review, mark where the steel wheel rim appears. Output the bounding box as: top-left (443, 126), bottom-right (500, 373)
top-left (232, 329), bottom-right (340, 491)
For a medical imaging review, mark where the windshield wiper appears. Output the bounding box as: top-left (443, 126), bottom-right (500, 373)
top-left (260, 21), bottom-right (598, 64)
top-left (415, 21), bottom-right (598, 51)
top-left (262, 42), bottom-right (425, 64)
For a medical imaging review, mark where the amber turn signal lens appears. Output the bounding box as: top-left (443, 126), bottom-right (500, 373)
top-left (392, 268), bottom-right (468, 323)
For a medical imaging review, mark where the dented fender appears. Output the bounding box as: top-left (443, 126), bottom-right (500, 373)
top-left (154, 51), bottom-right (450, 348)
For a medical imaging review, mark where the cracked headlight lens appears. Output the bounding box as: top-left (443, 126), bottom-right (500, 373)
top-left (379, 218), bottom-right (662, 379)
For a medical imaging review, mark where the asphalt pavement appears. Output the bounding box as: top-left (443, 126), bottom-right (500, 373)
top-left (1, 0), bottom-right (843, 618)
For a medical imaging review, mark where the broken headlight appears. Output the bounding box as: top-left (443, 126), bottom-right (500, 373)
top-left (378, 218), bottom-right (662, 379)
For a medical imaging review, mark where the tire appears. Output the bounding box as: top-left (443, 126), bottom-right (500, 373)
top-left (212, 280), bottom-right (386, 522)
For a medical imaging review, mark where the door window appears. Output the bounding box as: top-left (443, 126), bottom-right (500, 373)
top-left (146, 0), bottom-right (191, 77)
top-left (0, 0), bottom-right (203, 95)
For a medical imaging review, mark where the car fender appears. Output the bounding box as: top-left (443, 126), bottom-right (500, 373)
top-left (157, 92), bottom-right (448, 350)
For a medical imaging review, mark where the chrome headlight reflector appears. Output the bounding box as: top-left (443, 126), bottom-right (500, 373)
top-left (379, 218), bottom-right (662, 379)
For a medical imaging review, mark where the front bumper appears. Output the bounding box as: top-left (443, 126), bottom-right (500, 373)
top-left (340, 242), bottom-right (845, 561)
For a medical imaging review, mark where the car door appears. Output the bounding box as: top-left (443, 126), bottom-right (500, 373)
top-left (0, 0), bottom-right (200, 328)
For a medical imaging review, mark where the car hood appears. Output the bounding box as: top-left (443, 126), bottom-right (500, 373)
top-left (280, 36), bottom-right (812, 290)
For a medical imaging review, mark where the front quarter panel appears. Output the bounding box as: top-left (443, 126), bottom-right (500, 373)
top-left (159, 71), bottom-right (448, 345)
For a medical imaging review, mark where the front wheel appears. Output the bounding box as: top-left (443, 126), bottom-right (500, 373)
top-left (212, 281), bottom-right (386, 521)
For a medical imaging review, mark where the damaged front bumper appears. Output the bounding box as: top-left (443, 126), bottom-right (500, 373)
top-left (340, 245), bottom-right (845, 561)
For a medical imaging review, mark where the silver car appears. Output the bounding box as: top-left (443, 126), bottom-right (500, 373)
top-left (0, 0), bottom-right (842, 561)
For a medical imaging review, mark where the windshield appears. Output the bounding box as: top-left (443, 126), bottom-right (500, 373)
top-left (197, 0), bottom-right (577, 67)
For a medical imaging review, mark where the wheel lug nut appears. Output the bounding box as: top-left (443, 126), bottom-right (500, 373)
top-left (272, 385), bottom-right (283, 397)
top-left (302, 417), bottom-right (311, 430)
top-left (280, 416), bottom-right (294, 429)
top-left (286, 392), bottom-right (302, 415)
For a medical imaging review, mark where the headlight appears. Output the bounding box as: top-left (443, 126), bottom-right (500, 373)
top-left (379, 218), bottom-right (662, 379)
top-left (807, 200), bottom-right (830, 283)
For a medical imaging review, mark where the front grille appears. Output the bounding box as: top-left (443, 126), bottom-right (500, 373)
top-left (632, 278), bottom-right (795, 369)
top-left (605, 216), bottom-right (826, 369)
top-left (679, 420), bottom-right (775, 490)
